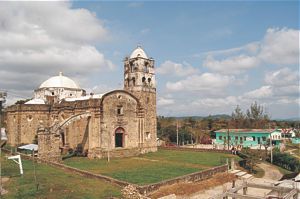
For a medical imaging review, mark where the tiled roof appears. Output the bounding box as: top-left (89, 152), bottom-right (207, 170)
top-left (215, 129), bottom-right (275, 133)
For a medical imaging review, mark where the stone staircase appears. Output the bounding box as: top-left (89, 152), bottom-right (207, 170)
top-left (230, 169), bottom-right (254, 180)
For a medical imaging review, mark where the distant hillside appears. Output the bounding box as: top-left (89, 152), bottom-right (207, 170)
top-left (273, 117), bottom-right (300, 122)
top-left (161, 114), bottom-right (231, 120)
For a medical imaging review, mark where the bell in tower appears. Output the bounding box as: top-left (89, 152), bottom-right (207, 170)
top-left (124, 46), bottom-right (156, 93)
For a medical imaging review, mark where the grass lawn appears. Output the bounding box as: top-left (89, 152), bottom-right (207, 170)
top-left (1, 155), bottom-right (121, 199)
top-left (64, 149), bottom-right (238, 185)
top-left (274, 164), bottom-right (293, 175)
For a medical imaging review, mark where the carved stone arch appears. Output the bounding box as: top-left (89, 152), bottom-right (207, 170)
top-left (58, 112), bottom-right (91, 129)
top-left (100, 90), bottom-right (141, 107)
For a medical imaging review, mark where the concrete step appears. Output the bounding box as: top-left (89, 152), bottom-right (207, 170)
top-left (241, 174), bottom-right (253, 179)
top-left (235, 171), bottom-right (247, 177)
top-left (230, 169), bottom-right (241, 174)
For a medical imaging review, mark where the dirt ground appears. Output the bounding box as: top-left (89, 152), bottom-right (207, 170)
top-left (151, 162), bottom-right (285, 199)
top-left (256, 162), bottom-right (283, 181)
top-left (148, 173), bottom-right (236, 199)
top-left (0, 177), bottom-right (9, 195)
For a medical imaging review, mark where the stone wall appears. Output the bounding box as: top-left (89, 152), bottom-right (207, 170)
top-left (37, 124), bottom-right (61, 162)
top-left (5, 89), bottom-right (157, 159)
top-left (129, 90), bottom-right (157, 153)
top-left (101, 91), bottom-right (140, 150)
top-left (5, 104), bottom-right (50, 146)
top-left (137, 165), bottom-right (228, 195)
top-left (161, 146), bottom-right (231, 154)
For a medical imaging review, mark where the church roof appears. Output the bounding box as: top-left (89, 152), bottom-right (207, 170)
top-left (25, 98), bottom-right (45, 105)
top-left (39, 72), bottom-right (80, 89)
top-left (63, 94), bottom-right (103, 102)
top-left (130, 46), bottom-right (148, 59)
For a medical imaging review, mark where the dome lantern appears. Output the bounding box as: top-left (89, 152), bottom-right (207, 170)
top-left (130, 46), bottom-right (148, 59)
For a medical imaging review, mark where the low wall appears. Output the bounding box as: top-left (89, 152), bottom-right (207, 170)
top-left (2, 148), bottom-right (130, 187)
top-left (161, 146), bottom-right (230, 153)
top-left (3, 148), bottom-right (228, 195)
top-left (137, 164), bottom-right (228, 195)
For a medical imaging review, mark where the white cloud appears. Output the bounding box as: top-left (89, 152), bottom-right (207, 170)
top-left (157, 97), bottom-right (175, 106)
top-left (273, 85), bottom-right (299, 97)
top-left (265, 67), bottom-right (299, 87)
top-left (86, 84), bottom-right (118, 95)
top-left (157, 61), bottom-right (199, 77)
top-left (192, 96), bottom-right (239, 108)
top-left (203, 55), bottom-right (260, 74)
top-left (0, 2), bottom-right (114, 101)
top-left (166, 73), bottom-right (233, 92)
top-left (244, 86), bottom-right (273, 99)
top-left (259, 28), bottom-right (299, 65)
top-left (203, 28), bottom-right (299, 74)
top-left (204, 42), bottom-right (260, 57)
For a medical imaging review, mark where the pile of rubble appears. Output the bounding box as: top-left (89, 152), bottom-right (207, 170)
top-left (121, 185), bottom-right (149, 199)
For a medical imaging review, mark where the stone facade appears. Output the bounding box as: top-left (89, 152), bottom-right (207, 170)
top-left (5, 47), bottom-right (157, 160)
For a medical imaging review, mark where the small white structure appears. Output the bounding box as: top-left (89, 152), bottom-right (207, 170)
top-left (0, 128), bottom-right (7, 141)
top-left (280, 128), bottom-right (296, 138)
top-left (26, 72), bottom-right (86, 104)
top-left (270, 129), bottom-right (282, 140)
top-left (8, 155), bottom-right (23, 175)
top-left (18, 144), bottom-right (38, 151)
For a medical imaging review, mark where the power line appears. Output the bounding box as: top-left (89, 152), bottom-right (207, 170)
top-left (0, 90), bottom-right (30, 99)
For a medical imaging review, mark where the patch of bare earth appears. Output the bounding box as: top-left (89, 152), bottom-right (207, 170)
top-left (148, 173), bottom-right (236, 199)
top-left (257, 163), bottom-right (282, 181)
top-left (1, 177), bottom-right (10, 195)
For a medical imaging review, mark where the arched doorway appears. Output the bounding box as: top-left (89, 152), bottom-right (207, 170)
top-left (115, 127), bottom-right (125, 148)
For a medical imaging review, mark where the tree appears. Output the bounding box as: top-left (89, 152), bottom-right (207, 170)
top-left (245, 101), bottom-right (270, 128)
top-left (231, 105), bottom-right (245, 128)
top-left (14, 99), bottom-right (31, 105)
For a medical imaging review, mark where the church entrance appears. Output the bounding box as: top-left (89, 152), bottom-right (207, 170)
top-left (115, 128), bottom-right (124, 148)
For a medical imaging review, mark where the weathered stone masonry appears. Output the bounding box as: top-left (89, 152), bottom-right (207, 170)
top-left (5, 47), bottom-right (157, 160)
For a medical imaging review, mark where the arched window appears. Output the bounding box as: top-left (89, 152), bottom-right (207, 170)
top-left (144, 65), bottom-right (148, 73)
top-left (142, 77), bottom-right (146, 83)
top-left (132, 77), bottom-right (136, 86)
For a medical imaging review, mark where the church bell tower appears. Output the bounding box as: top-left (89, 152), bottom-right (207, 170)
top-left (124, 46), bottom-right (157, 152)
top-left (124, 46), bottom-right (156, 92)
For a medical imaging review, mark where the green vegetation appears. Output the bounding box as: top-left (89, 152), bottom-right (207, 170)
top-left (158, 102), bottom-right (300, 145)
top-left (1, 156), bottom-right (121, 199)
top-left (252, 165), bottom-right (265, 178)
top-left (64, 149), bottom-right (238, 185)
top-left (275, 164), bottom-right (293, 175)
top-left (267, 151), bottom-right (300, 172)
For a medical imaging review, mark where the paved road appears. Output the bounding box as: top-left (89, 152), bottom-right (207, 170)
top-left (256, 162), bottom-right (282, 181)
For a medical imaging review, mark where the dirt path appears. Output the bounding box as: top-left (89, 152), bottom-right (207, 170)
top-left (256, 162), bottom-right (282, 181)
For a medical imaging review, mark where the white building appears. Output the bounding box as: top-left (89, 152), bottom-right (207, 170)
top-left (26, 72), bottom-right (86, 104)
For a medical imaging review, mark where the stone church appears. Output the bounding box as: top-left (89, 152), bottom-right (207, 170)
top-left (5, 47), bottom-right (157, 159)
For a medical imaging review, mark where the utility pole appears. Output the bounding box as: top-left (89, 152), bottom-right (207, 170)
top-left (176, 120), bottom-right (179, 147)
top-left (227, 127), bottom-right (230, 150)
top-left (269, 124), bottom-right (273, 164)
top-left (270, 132), bottom-right (273, 164)
top-left (0, 91), bottom-right (7, 198)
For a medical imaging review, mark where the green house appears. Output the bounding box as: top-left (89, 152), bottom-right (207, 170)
top-left (214, 129), bottom-right (282, 148)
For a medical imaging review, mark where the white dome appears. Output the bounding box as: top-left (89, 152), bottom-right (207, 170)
top-left (39, 72), bottom-right (80, 89)
top-left (130, 46), bottom-right (148, 59)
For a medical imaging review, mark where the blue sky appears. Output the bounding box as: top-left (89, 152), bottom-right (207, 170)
top-left (0, 1), bottom-right (299, 119)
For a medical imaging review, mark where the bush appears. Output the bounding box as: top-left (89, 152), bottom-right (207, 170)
top-left (267, 152), bottom-right (300, 172)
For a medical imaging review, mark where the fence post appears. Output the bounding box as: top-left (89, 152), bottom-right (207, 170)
top-left (231, 158), bottom-right (235, 170)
